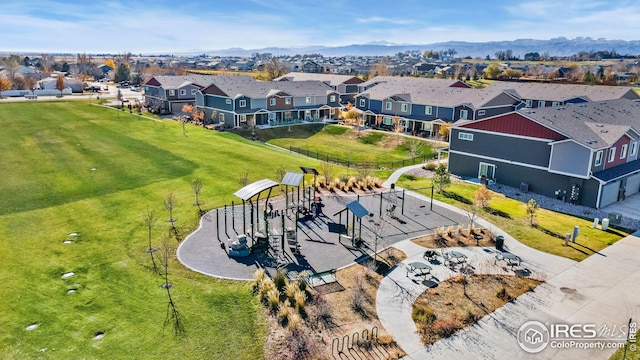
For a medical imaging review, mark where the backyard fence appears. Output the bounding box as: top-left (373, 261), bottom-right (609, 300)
top-left (289, 146), bottom-right (433, 170)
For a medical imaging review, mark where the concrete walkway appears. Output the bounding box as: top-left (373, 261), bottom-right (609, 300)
top-left (376, 165), bottom-right (640, 359)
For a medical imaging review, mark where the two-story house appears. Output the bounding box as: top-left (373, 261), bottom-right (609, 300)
top-left (354, 77), bottom-right (520, 137)
top-left (143, 74), bottom-right (222, 114)
top-left (196, 79), bottom-right (341, 128)
top-left (448, 99), bottom-right (640, 209)
top-left (274, 72), bottom-right (364, 105)
top-left (487, 82), bottom-right (640, 109)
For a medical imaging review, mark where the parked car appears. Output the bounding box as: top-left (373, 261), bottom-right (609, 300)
top-left (130, 86), bottom-right (140, 92)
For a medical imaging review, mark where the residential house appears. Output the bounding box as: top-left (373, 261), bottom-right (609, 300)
top-left (39, 76), bottom-right (84, 93)
top-left (487, 82), bottom-right (640, 109)
top-left (143, 74), bottom-right (222, 114)
top-left (196, 78), bottom-right (341, 129)
top-left (302, 61), bottom-right (324, 73)
top-left (274, 72), bottom-right (364, 105)
top-left (448, 99), bottom-right (640, 209)
top-left (354, 77), bottom-right (518, 136)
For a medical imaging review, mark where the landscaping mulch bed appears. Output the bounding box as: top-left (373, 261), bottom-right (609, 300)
top-left (412, 228), bottom-right (495, 248)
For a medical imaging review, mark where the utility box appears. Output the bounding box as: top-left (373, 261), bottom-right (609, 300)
top-left (572, 226), bottom-right (579, 243)
top-left (602, 217), bottom-right (610, 231)
top-left (519, 182), bottom-right (529, 192)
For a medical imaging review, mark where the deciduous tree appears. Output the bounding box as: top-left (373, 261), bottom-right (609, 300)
top-left (474, 187), bottom-right (493, 208)
top-left (526, 199), bottom-right (539, 225)
top-left (55, 76), bottom-right (65, 96)
top-left (115, 63), bottom-right (131, 83)
top-left (264, 57), bottom-right (286, 80)
top-left (432, 164), bottom-right (451, 193)
top-left (484, 64), bottom-right (502, 79)
top-left (0, 77), bottom-right (10, 98)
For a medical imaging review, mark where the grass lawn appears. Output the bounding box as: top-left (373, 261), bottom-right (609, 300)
top-left (261, 124), bottom-right (437, 164)
top-left (396, 176), bottom-right (631, 262)
top-left (0, 101), bottom-right (322, 359)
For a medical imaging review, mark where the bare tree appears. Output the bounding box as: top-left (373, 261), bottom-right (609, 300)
top-left (238, 171), bottom-right (249, 187)
top-left (371, 59), bottom-right (392, 77)
top-left (160, 239), bottom-right (185, 336)
top-left (164, 191), bottom-right (177, 227)
top-left (407, 139), bottom-right (424, 160)
top-left (526, 199), bottom-right (539, 226)
top-left (143, 207), bottom-right (160, 274)
top-left (191, 178), bottom-right (204, 215)
top-left (0, 55), bottom-right (21, 84)
top-left (393, 116), bottom-right (403, 146)
top-left (264, 57), bottom-right (286, 80)
top-left (55, 76), bottom-right (65, 96)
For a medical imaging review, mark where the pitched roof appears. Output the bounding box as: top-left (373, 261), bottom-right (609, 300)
top-left (358, 76), bottom-right (470, 90)
top-left (145, 75), bottom-right (253, 90)
top-left (487, 82), bottom-right (640, 102)
top-left (274, 72), bottom-right (363, 86)
top-left (517, 99), bottom-right (640, 149)
top-left (359, 81), bottom-right (516, 108)
top-left (202, 79), bottom-right (336, 99)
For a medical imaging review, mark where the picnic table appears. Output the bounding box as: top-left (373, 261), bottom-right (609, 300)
top-left (495, 252), bottom-right (521, 267)
top-left (444, 250), bottom-right (468, 265)
top-left (408, 262), bottom-right (432, 278)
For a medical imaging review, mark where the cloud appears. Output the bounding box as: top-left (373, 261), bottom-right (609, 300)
top-left (355, 16), bottom-right (417, 26)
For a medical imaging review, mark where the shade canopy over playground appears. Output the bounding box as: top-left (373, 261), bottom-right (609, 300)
top-left (281, 172), bottom-right (304, 186)
top-left (234, 179), bottom-right (279, 200)
top-left (333, 200), bottom-right (370, 219)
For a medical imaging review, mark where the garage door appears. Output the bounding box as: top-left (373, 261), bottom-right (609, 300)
top-left (600, 181), bottom-right (620, 207)
top-left (170, 102), bottom-right (190, 113)
top-left (625, 173), bottom-right (640, 196)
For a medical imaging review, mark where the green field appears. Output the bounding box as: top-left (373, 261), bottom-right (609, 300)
top-left (0, 102), bottom-right (321, 359)
top-left (264, 124), bottom-right (437, 164)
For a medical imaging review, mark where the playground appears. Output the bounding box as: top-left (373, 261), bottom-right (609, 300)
top-left (177, 167), bottom-right (469, 280)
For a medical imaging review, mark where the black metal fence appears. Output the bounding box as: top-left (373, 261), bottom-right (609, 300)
top-left (289, 146), bottom-right (433, 170)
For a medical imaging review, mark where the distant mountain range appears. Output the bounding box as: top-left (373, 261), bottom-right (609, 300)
top-left (204, 38), bottom-right (640, 58)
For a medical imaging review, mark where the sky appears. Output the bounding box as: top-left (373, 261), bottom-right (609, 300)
top-left (1, 0), bottom-right (640, 54)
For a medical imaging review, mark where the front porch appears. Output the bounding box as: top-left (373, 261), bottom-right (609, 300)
top-left (235, 106), bottom-right (340, 128)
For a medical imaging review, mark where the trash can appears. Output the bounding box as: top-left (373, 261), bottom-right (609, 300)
top-left (601, 217), bottom-right (610, 231)
top-left (495, 235), bottom-right (504, 251)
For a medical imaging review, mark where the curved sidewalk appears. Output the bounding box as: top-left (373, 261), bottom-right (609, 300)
top-left (376, 165), bottom-right (640, 359)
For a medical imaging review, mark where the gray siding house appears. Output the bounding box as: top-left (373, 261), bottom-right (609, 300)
top-left (449, 99), bottom-right (640, 209)
top-left (143, 75), bottom-right (221, 114)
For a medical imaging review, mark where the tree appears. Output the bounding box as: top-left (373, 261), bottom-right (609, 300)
top-left (474, 187), bottom-right (493, 208)
top-left (502, 68), bottom-right (522, 79)
top-left (191, 178), bottom-right (204, 215)
top-left (25, 77), bottom-right (37, 92)
top-left (264, 57), bottom-right (286, 80)
top-left (371, 60), bottom-right (391, 77)
top-left (104, 59), bottom-right (116, 72)
top-left (393, 116), bottom-right (403, 145)
top-left (583, 70), bottom-right (596, 84)
top-left (438, 123), bottom-right (450, 141)
top-left (55, 76), bottom-right (65, 96)
top-left (484, 64), bottom-right (502, 79)
top-left (160, 239), bottom-right (185, 336)
top-left (423, 50), bottom-right (439, 59)
top-left (432, 164), bottom-right (451, 193)
top-left (143, 207), bottom-right (160, 274)
top-left (0, 54), bottom-right (21, 83)
top-left (524, 52), bottom-right (541, 61)
top-left (12, 76), bottom-right (26, 90)
top-left (526, 199), bottom-right (539, 226)
top-left (115, 63), bottom-right (131, 83)
top-left (0, 77), bottom-right (10, 98)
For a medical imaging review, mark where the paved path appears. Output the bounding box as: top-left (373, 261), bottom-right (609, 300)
top-left (376, 165), bottom-right (640, 359)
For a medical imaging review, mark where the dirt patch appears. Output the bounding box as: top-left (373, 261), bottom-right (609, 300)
top-left (412, 274), bottom-right (542, 345)
top-left (262, 247), bottom-right (407, 359)
top-left (412, 228), bottom-right (496, 248)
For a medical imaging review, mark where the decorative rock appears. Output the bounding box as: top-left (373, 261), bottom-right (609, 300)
top-left (62, 240), bottom-right (72, 245)
top-left (26, 323), bottom-right (38, 331)
top-left (61, 272), bottom-right (75, 279)
top-left (93, 331), bottom-right (104, 340)
top-left (67, 289), bottom-right (77, 294)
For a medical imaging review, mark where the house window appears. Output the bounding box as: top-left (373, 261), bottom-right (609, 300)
top-left (458, 132), bottom-right (474, 141)
top-left (180, 89), bottom-right (186, 96)
top-left (145, 86), bottom-right (149, 92)
top-left (459, 109), bottom-right (468, 119)
top-left (382, 117), bottom-right (393, 125)
top-left (526, 100), bottom-right (533, 108)
top-left (608, 147), bottom-right (616, 163)
top-left (478, 110), bottom-right (486, 116)
top-left (359, 98), bottom-right (366, 107)
top-left (421, 122), bottom-right (431, 131)
top-left (239, 100), bottom-right (246, 107)
top-left (191, 89), bottom-right (197, 95)
top-left (631, 141), bottom-right (638, 156)
top-left (401, 103), bottom-right (408, 112)
top-left (552, 101), bottom-right (560, 107)
top-left (285, 97), bottom-right (291, 105)
top-left (169, 90), bottom-right (175, 96)
top-left (399, 119), bottom-right (406, 127)
top-left (538, 101), bottom-right (546, 108)
top-left (594, 150), bottom-right (604, 166)
top-left (270, 98), bottom-right (276, 106)
top-left (306, 97), bottom-right (311, 104)
top-left (620, 144), bottom-right (628, 159)
top-left (226, 99), bottom-right (232, 104)
top-left (240, 115), bottom-right (247, 123)
top-left (385, 102), bottom-right (392, 110)
top-left (478, 163), bottom-right (496, 179)
top-left (268, 112), bottom-right (276, 121)
top-left (284, 111), bottom-right (292, 120)
top-left (219, 113), bottom-right (225, 122)
top-left (330, 95), bottom-right (336, 102)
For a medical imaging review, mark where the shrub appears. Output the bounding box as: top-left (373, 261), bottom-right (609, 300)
top-left (287, 312), bottom-right (302, 330)
top-left (285, 282), bottom-right (298, 300)
top-left (432, 318), bottom-right (459, 337)
top-left (258, 278), bottom-right (275, 300)
top-left (278, 301), bottom-right (291, 325)
top-left (273, 269), bottom-right (288, 292)
top-left (252, 268), bottom-right (266, 292)
top-left (451, 275), bottom-right (466, 284)
top-left (308, 294), bottom-right (333, 329)
top-left (457, 224), bottom-right (463, 235)
top-left (496, 287), bottom-right (513, 301)
top-left (446, 225), bottom-right (453, 237)
top-left (293, 289), bottom-right (306, 313)
top-left (423, 161), bottom-right (438, 171)
top-left (412, 305), bottom-right (437, 324)
top-left (267, 289), bottom-right (280, 310)
top-left (377, 334), bottom-right (395, 346)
